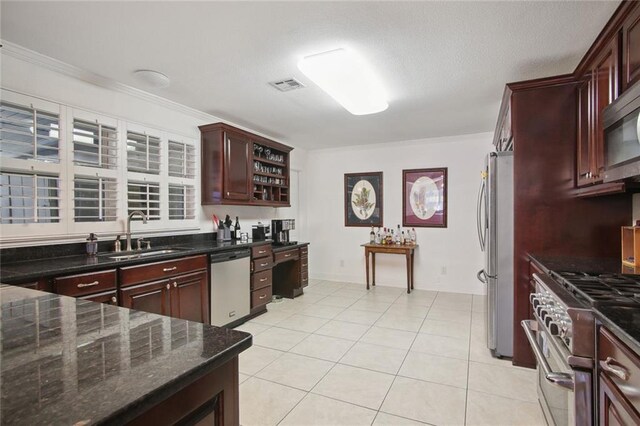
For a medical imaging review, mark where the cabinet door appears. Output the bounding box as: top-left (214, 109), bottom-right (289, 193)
top-left (223, 131), bottom-right (251, 201)
top-left (577, 78), bottom-right (594, 187)
top-left (622, 3), bottom-right (640, 90)
top-left (600, 374), bottom-right (640, 426)
top-left (592, 36), bottom-right (620, 181)
top-left (170, 271), bottom-right (208, 323)
top-left (120, 280), bottom-right (171, 316)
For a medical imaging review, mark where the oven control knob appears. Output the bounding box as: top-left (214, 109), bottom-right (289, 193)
top-left (548, 320), bottom-right (562, 336)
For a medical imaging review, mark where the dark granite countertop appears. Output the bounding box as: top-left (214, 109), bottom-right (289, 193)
top-left (594, 306), bottom-right (640, 355)
top-left (0, 238), bottom-right (289, 284)
top-left (0, 285), bottom-right (252, 425)
top-left (528, 253), bottom-right (623, 275)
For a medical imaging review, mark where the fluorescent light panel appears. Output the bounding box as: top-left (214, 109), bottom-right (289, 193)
top-left (297, 48), bottom-right (388, 115)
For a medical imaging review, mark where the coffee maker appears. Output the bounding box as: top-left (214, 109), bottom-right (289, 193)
top-left (271, 219), bottom-right (295, 245)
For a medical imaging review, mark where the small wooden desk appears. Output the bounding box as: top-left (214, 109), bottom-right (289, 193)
top-left (361, 243), bottom-right (418, 294)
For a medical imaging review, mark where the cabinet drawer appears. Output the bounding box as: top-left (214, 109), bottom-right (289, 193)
top-left (274, 249), bottom-right (299, 264)
top-left (54, 269), bottom-right (117, 297)
top-left (251, 286), bottom-right (272, 308)
top-left (300, 258), bottom-right (309, 274)
top-left (80, 290), bottom-right (118, 305)
top-left (251, 244), bottom-right (272, 259)
top-left (598, 326), bottom-right (640, 412)
top-left (253, 257), bottom-right (273, 273)
top-left (120, 255), bottom-right (207, 287)
top-left (300, 246), bottom-right (309, 257)
top-left (252, 269), bottom-right (272, 291)
top-left (301, 270), bottom-right (309, 288)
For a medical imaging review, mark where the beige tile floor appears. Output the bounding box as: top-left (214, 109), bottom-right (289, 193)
top-left (236, 280), bottom-right (546, 426)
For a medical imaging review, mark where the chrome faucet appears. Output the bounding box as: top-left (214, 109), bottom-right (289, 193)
top-left (126, 210), bottom-right (148, 251)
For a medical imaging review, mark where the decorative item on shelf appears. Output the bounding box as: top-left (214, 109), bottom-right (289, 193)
top-left (403, 168), bottom-right (448, 228)
top-left (344, 172), bottom-right (383, 227)
top-left (621, 226), bottom-right (640, 267)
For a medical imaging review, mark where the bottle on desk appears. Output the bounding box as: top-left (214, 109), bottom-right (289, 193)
top-left (375, 227), bottom-right (381, 244)
top-left (369, 226), bottom-right (375, 244)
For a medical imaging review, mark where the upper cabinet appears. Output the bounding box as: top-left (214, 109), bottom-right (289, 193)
top-left (621, 3), bottom-right (640, 91)
top-left (200, 122), bottom-right (292, 206)
top-left (576, 36), bottom-right (619, 187)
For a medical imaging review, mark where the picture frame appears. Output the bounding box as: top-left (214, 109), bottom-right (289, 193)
top-left (402, 168), bottom-right (447, 228)
top-left (344, 172), bottom-right (383, 227)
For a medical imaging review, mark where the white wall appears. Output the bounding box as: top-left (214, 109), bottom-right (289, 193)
top-left (0, 47), bottom-right (308, 246)
top-left (307, 133), bottom-right (493, 295)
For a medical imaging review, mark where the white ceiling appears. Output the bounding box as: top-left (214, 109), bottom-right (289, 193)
top-left (0, 1), bottom-right (620, 150)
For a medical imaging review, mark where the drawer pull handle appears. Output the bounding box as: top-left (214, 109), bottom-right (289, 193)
top-left (302, 263), bottom-right (308, 267)
top-left (302, 278), bottom-right (308, 282)
top-left (163, 267), bottom-right (177, 272)
top-left (111, 296), bottom-right (117, 303)
top-left (302, 250), bottom-right (308, 254)
top-left (259, 294), bottom-right (267, 300)
top-left (77, 281), bottom-right (100, 288)
top-left (260, 262), bottom-right (268, 267)
top-left (258, 250), bottom-right (267, 254)
top-left (260, 277), bottom-right (268, 282)
top-left (284, 254), bottom-right (292, 258)
top-left (601, 357), bottom-right (630, 381)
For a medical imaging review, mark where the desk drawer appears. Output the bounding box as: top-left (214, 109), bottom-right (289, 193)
top-left (274, 249), bottom-right (299, 264)
top-left (252, 269), bottom-right (272, 291)
top-left (251, 286), bottom-right (272, 308)
top-left (253, 257), bottom-right (273, 273)
top-left (120, 255), bottom-right (207, 287)
top-left (301, 270), bottom-right (309, 288)
top-left (251, 244), bottom-right (272, 259)
top-left (300, 246), bottom-right (309, 257)
top-left (55, 269), bottom-right (117, 297)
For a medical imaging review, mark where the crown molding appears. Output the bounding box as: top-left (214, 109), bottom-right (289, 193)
top-left (1, 40), bottom-right (216, 123)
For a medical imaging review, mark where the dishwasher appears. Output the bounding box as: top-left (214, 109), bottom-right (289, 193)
top-left (210, 249), bottom-right (251, 327)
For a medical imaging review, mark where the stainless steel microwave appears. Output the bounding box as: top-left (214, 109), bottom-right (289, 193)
top-left (603, 81), bottom-right (640, 182)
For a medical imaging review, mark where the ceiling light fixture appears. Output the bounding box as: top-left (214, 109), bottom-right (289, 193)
top-left (133, 69), bottom-right (171, 89)
top-left (297, 48), bottom-right (388, 116)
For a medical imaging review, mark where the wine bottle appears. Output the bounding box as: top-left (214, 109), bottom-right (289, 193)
top-left (369, 226), bottom-right (375, 244)
top-left (401, 230), bottom-right (406, 245)
top-left (235, 216), bottom-right (241, 240)
top-left (375, 227), bottom-right (381, 244)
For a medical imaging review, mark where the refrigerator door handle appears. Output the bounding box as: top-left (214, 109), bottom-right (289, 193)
top-left (476, 178), bottom-right (486, 251)
top-left (477, 269), bottom-right (488, 283)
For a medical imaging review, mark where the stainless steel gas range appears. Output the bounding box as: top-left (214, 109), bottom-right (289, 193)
top-left (523, 270), bottom-right (640, 426)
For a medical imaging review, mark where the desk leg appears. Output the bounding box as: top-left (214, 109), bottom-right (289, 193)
top-left (405, 251), bottom-right (411, 294)
top-left (372, 253), bottom-right (376, 286)
top-left (365, 250), bottom-right (370, 290)
top-left (410, 250), bottom-right (414, 290)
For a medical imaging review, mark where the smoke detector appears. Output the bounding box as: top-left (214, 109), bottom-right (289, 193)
top-left (133, 69), bottom-right (171, 88)
top-left (269, 78), bottom-right (305, 92)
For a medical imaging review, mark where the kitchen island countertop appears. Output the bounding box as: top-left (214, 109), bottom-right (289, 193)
top-left (0, 285), bottom-right (252, 425)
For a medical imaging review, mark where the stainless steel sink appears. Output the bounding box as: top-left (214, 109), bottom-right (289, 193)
top-left (106, 248), bottom-right (186, 261)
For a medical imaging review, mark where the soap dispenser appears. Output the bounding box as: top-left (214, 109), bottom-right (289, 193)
top-left (86, 233), bottom-right (98, 256)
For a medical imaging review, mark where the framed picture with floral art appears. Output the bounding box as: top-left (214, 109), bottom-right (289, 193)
top-left (402, 168), bottom-right (447, 228)
top-left (344, 172), bottom-right (383, 227)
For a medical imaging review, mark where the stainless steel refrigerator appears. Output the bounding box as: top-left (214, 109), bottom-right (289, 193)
top-left (476, 151), bottom-right (513, 358)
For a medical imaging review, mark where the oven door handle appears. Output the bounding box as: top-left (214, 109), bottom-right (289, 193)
top-left (521, 320), bottom-right (574, 390)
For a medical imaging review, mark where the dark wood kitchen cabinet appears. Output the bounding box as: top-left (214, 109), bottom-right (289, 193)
top-left (120, 255), bottom-right (208, 323)
top-left (576, 35), bottom-right (619, 188)
top-left (54, 269), bottom-right (118, 303)
top-left (621, 2), bottom-right (640, 91)
top-left (250, 243), bottom-right (273, 315)
top-left (199, 122), bottom-right (292, 206)
top-left (598, 326), bottom-right (640, 425)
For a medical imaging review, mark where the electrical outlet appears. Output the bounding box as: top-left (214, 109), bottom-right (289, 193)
top-left (441, 266), bottom-right (447, 275)
top-left (340, 259), bottom-right (345, 267)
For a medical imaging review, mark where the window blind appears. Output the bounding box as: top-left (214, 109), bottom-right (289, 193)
top-left (0, 172), bottom-right (60, 223)
top-left (127, 131), bottom-right (160, 174)
top-left (168, 141), bottom-right (196, 178)
top-left (0, 101), bottom-right (60, 163)
top-left (73, 176), bottom-right (117, 222)
top-left (168, 184), bottom-right (195, 220)
top-left (127, 180), bottom-right (160, 220)
top-left (73, 119), bottom-right (118, 169)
